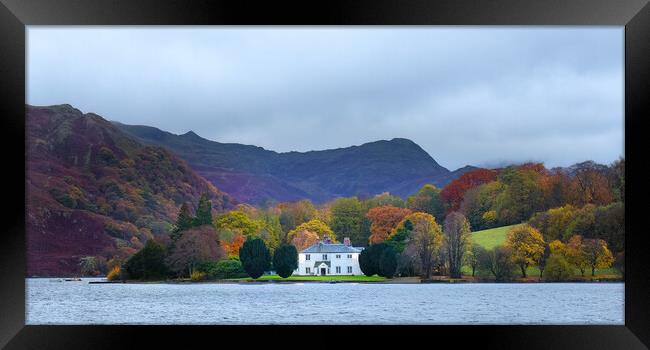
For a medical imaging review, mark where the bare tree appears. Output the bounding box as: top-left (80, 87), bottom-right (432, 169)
top-left (444, 212), bottom-right (472, 278)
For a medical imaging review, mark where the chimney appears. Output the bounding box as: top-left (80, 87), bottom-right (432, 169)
top-left (323, 235), bottom-right (331, 244)
top-left (344, 237), bottom-right (351, 246)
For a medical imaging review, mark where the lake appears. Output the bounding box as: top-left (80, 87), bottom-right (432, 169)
top-left (25, 278), bottom-right (624, 324)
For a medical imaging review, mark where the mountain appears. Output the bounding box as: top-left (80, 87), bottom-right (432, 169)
top-left (115, 123), bottom-right (476, 204)
top-left (26, 104), bottom-right (234, 276)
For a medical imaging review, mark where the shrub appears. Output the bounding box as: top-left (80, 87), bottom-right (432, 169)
top-left (190, 271), bottom-right (206, 281)
top-left (198, 259), bottom-right (247, 279)
top-left (543, 254), bottom-right (573, 281)
top-left (106, 266), bottom-right (121, 281)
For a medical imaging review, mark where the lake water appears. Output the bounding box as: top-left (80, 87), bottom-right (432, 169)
top-left (25, 278), bottom-right (624, 325)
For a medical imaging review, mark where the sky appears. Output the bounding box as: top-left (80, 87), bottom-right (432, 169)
top-left (27, 27), bottom-right (624, 170)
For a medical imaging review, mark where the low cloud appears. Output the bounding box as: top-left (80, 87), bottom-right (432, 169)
top-left (27, 27), bottom-right (623, 169)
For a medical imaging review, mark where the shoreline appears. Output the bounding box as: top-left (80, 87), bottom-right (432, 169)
top-left (33, 276), bottom-right (624, 285)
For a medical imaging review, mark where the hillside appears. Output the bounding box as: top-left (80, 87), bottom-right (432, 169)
top-left (26, 104), bottom-right (234, 276)
top-left (115, 123), bottom-right (475, 204)
top-left (470, 224), bottom-right (521, 250)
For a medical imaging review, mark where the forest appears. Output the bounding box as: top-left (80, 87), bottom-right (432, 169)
top-left (100, 158), bottom-right (624, 282)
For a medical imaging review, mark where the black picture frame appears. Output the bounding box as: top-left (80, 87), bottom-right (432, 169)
top-left (1, 0), bottom-right (649, 349)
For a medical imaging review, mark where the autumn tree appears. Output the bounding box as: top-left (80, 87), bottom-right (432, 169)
top-left (496, 167), bottom-right (545, 225)
top-left (166, 226), bottom-right (224, 277)
top-left (239, 238), bottom-right (271, 279)
top-left (406, 212), bottom-right (444, 279)
top-left (570, 162), bottom-right (615, 206)
top-left (460, 181), bottom-right (504, 230)
top-left (583, 238), bottom-right (614, 276)
top-left (273, 244), bottom-right (298, 278)
top-left (443, 212), bottom-right (472, 278)
top-left (222, 232), bottom-right (246, 258)
top-left (287, 219), bottom-right (335, 242)
top-left (504, 224), bottom-right (545, 278)
top-left (329, 197), bottom-right (366, 246)
top-left (566, 235), bottom-right (589, 277)
top-left (291, 229), bottom-right (320, 251)
top-left (365, 192), bottom-right (406, 209)
top-left (193, 193), bottom-right (213, 226)
top-left (407, 184), bottom-right (444, 220)
top-left (278, 199), bottom-right (316, 233)
top-left (440, 168), bottom-right (497, 214)
top-left (215, 210), bottom-right (263, 238)
top-left (366, 205), bottom-right (412, 244)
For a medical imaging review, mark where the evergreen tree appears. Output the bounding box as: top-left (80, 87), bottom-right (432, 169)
top-left (239, 238), bottom-right (271, 279)
top-left (273, 244), bottom-right (298, 278)
top-left (194, 194), bottom-right (213, 226)
top-left (172, 202), bottom-right (193, 241)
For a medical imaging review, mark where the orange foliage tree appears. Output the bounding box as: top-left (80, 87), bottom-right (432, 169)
top-left (366, 205), bottom-right (412, 244)
top-left (440, 168), bottom-right (497, 214)
top-left (291, 229), bottom-right (320, 251)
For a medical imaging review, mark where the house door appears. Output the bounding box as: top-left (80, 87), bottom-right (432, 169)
top-left (320, 268), bottom-right (326, 276)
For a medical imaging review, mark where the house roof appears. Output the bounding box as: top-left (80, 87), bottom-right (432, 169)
top-left (313, 261), bottom-right (331, 268)
top-left (301, 242), bottom-right (362, 254)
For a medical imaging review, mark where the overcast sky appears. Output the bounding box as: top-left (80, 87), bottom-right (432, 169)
top-left (27, 27), bottom-right (623, 170)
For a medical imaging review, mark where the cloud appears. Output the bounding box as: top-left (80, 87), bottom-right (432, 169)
top-left (27, 27), bottom-right (623, 169)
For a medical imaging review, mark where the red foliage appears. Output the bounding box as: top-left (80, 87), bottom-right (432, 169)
top-left (367, 205), bottom-right (412, 244)
top-left (440, 168), bottom-right (497, 213)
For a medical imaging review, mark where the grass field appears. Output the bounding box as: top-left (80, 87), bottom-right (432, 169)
top-left (467, 224), bottom-right (622, 278)
top-left (227, 275), bottom-right (386, 282)
top-left (470, 224), bottom-right (520, 250)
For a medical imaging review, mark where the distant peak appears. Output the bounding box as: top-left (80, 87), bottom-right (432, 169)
top-left (182, 130), bottom-right (201, 138)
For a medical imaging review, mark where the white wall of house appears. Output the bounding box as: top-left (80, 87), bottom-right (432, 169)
top-left (294, 252), bottom-right (362, 276)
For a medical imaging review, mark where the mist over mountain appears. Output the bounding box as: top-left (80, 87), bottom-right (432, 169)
top-left (114, 123), bottom-right (476, 204)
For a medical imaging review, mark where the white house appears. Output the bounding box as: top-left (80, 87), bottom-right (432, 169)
top-left (294, 236), bottom-right (364, 276)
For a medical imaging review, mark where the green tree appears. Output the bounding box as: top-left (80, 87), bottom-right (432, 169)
top-left (273, 244), bottom-right (298, 278)
top-left (407, 184), bottom-right (444, 221)
top-left (359, 243), bottom-right (391, 277)
top-left (79, 256), bottom-right (99, 276)
top-left (239, 238), bottom-right (271, 279)
top-left (330, 197), bottom-right (365, 246)
top-left (378, 245), bottom-right (398, 278)
top-left (171, 202), bottom-right (193, 241)
top-left (543, 254), bottom-right (573, 281)
top-left (193, 193), bottom-right (213, 226)
top-left (123, 240), bottom-right (168, 280)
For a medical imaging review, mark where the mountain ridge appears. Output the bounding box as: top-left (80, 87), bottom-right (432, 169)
top-left (114, 122), bottom-right (476, 203)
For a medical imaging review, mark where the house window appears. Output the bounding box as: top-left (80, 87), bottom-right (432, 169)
top-left (306, 267), bottom-right (311, 274)
top-left (336, 254), bottom-right (341, 259)
top-left (336, 266), bottom-right (341, 273)
top-left (306, 254), bottom-right (310, 260)
top-left (322, 254), bottom-right (328, 260)
top-left (347, 254), bottom-right (352, 259)
top-left (347, 266), bottom-right (352, 273)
